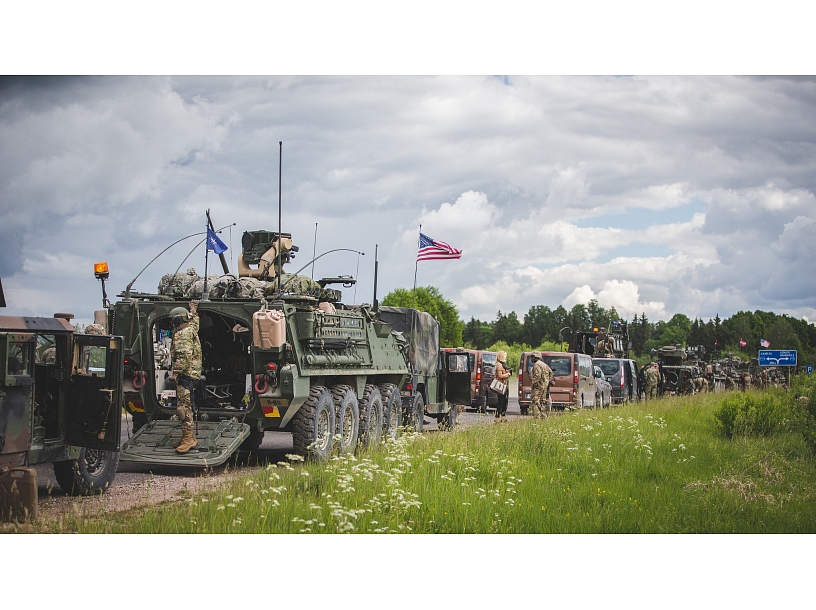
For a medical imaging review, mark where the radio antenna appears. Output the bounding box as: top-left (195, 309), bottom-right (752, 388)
top-left (277, 141), bottom-right (283, 297)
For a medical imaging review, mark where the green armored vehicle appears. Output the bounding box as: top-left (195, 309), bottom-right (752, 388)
top-left (650, 345), bottom-right (695, 395)
top-left (110, 230), bottom-right (469, 466)
top-left (0, 279), bottom-right (123, 508)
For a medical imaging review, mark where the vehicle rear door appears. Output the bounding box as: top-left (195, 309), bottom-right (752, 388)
top-left (442, 351), bottom-right (471, 406)
top-left (66, 334), bottom-right (123, 452)
top-left (0, 332), bottom-right (35, 457)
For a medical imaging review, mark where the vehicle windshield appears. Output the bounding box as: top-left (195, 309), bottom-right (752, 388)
top-left (539, 355), bottom-right (572, 377)
top-left (593, 360), bottom-right (620, 376)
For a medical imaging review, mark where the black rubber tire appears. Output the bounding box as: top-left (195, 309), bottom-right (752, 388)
top-left (292, 386), bottom-right (335, 461)
top-left (380, 384), bottom-right (402, 440)
top-left (438, 404), bottom-right (458, 431)
top-left (53, 448), bottom-right (119, 496)
top-left (358, 384), bottom-right (384, 450)
top-left (239, 429), bottom-right (265, 452)
top-left (406, 393), bottom-right (424, 433)
top-left (477, 395), bottom-right (487, 414)
top-left (332, 385), bottom-right (359, 454)
top-left (520, 404), bottom-right (529, 416)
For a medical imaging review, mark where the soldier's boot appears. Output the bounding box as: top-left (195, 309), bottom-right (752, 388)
top-left (176, 428), bottom-right (198, 453)
top-left (173, 437), bottom-right (183, 448)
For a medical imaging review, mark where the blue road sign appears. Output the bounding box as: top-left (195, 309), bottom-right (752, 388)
top-left (758, 350), bottom-right (797, 366)
top-left (807, 365), bottom-right (814, 375)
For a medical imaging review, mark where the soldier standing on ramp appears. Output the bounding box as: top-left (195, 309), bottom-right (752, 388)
top-left (644, 362), bottom-right (659, 400)
top-left (170, 299), bottom-right (202, 453)
top-left (529, 352), bottom-right (553, 419)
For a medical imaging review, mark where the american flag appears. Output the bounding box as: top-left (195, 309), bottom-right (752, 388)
top-left (760, 338), bottom-right (770, 348)
top-left (416, 233), bottom-right (462, 262)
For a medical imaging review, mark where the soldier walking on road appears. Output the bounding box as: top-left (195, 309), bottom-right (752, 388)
top-left (644, 362), bottom-right (659, 400)
top-left (529, 352), bottom-right (553, 419)
top-left (170, 299), bottom-right (202, 453)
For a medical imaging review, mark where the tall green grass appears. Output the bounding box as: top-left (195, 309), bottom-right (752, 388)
top-left (34, 392), bottom-right (816, 533)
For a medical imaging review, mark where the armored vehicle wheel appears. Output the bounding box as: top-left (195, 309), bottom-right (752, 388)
top-left (240, 429), bottom-right (265, 452)
top-left (358, 385), bottom-right (384, 450)
top-left (53, 448), bottom-right (119, 496)
top-left (438, 405), bottom-right (457, 430)
top-left (380, 384), bottom-right (402, 440)
top-left (332, 385), bottom-right (360, 454)
top-left (292, 386), bottom-right (335, 461)
top-left (406, 393), bottom-right (424, 433)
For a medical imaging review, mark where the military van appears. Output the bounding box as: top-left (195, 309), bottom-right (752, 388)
top-left (518, 351), bottom-right (603, 412)
top-left (592, 357), bottom-right (639, 404)
top-left (0, 305), bottom-right (123, 520)
top-left (444, 349), bottom-right (497, 413)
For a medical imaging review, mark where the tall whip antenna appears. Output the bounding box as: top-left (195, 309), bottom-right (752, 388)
top-left (311, 222), bottom-right (318, 280)
top-left (277, 141), bottom-right (283, 297)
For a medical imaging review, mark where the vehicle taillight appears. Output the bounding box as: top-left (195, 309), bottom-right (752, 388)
top-left (407, 383), bottom-right (413, 391)
top-left (266, 362), bottom-right (277, 371)
top-left (620, 365), bottom-right (625, 388)
top-left (518, 370), bottom-right (523, 383)
top-left (574, 370), bottom-right (579, 385)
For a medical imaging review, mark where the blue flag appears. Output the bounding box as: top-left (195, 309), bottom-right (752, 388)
top-left (206, 227), bottom-right (228, 254)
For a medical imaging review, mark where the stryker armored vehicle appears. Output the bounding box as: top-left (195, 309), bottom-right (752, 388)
top-left (569, 320), bottom-right (631, 359)
top-left (109, 229), bottom-right (470, 466)
top-left (650, 344), bottom-right (695, 395)
top-left (0, 276), bottom-right (123, 517)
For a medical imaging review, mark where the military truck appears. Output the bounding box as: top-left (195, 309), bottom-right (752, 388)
top-left (569, 320), bottom-right (630, 358)
top-left (378, 307), bottom-right (471, 431)
top-left (0, 287), bottom-right (123, 512)
top-left (110, 230), bottom-right (469, 467)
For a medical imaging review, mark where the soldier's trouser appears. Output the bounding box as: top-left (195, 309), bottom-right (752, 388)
top-left (531, 385), bottom-right (549, 418)
top-left (176, 386), bottom-right (194, 433)
top-left (646, 384), bottom-right (657, 400)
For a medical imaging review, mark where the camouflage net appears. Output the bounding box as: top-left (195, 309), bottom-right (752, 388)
top-left (158, 270), bottom-right (341, 302)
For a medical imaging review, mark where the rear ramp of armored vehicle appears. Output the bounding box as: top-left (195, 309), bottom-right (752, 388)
top-left (119, 419), bottom-right (250, 467)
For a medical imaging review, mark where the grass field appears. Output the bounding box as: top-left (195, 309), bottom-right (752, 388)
top-left (32, 391), bottom-right (816, 533)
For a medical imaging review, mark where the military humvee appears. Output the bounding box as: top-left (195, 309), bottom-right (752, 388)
top-left (110, 230), bottom-right (470, 466)
top-left (650, 345), bottom-right (695, 395)
top-left (0, 289), bottom-right (123, 507)
top-left (569, 320), bottom-right (631, 358)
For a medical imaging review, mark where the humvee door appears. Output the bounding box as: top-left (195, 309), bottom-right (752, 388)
top-left (119, 420), bottom-right (250, 467)
top-left (0, 332), bottom-right (35, 457)
top-left (442, 351), bottom-right (471, 406)
top-left (66, 334), bottom-right (123, 453)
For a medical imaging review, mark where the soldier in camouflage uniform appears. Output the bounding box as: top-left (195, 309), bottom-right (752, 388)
top-left (529, 352), bottom-right (553, 419)
top-left (644, 362), bottom-right (659, 400)
top-left (170, 300), bottom-right (202, 453)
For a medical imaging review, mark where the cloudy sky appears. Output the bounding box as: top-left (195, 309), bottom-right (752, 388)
top-left (1, 75), bottom-right (815, 326)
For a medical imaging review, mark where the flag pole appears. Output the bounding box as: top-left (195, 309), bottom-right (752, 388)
top-left (412, 224), bottom-right (421, 310)
top-left (202, 209), bottom-right (210, 302)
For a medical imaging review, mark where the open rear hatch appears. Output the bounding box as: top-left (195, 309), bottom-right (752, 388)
top-left (119, 419), bottom-right (250, 467)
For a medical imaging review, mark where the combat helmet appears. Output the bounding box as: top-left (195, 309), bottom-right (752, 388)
top-left (169, 306), bottom-right (190, 326)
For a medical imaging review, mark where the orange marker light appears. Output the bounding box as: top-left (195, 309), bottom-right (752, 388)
top-left (94, 262), bottom-right (109, 274)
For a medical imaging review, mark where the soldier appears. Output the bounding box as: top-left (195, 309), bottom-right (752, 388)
top-left (693, 376), bottom-right (707, 394)
top-left (595, 330), bottom-right (613, 357)
top-left (170, 300), bottom-right (202, 453)
top-left (644, 362), bottom-right (659, 400)
top-left (724, 374), bottom-right (735, 391)
top-left (529, 352), bottom-right (553, 419)
top-left (743, 371), bottom-right (752, 392)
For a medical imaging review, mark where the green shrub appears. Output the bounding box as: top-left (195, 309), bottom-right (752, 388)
top-left (791, 374), bottom-right (816, 453)
top-left (714, 390), bottom-right (797, 438)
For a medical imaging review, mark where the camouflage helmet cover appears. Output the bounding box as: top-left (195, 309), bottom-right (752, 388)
top-left (169, 306), bottom-right (190, 322)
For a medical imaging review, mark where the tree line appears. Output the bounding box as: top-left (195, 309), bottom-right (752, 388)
top-left (382, 286), bottom-right (816, 364)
